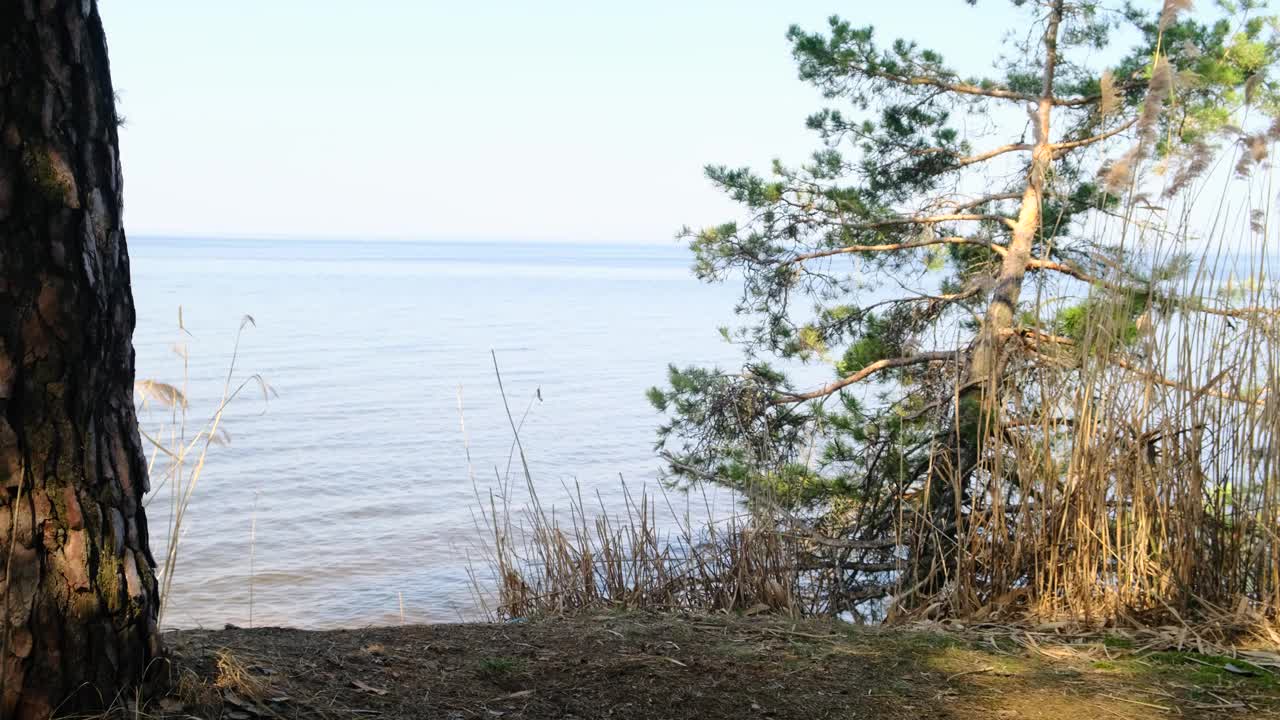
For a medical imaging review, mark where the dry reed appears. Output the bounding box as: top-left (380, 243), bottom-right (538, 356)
top-left (136, 311), bottom-right (273, 627)
top-left (471, 139), bottom-right (1280, 635)
top-left (464, 355), bottom-right (843, 620)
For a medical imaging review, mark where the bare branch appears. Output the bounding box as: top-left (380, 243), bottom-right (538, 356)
top-left (1049, 117), bottom-right (1137, 156)
top-left (951, 143), bottom-right (1033, 169)
top-left (1026, 257), bottom-right (1093, 282)
top-left (942, 192), bottom-right (1023, 212)
top-left (1005, 327), bottom-right (1075, 346)
top-left (863, 284), bottom-right (986, 314)
top-left (774, 351), bottom-right (960, 404)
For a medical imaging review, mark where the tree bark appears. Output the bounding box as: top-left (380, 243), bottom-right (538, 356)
top-left (0, 2), bottom-right (160, 718)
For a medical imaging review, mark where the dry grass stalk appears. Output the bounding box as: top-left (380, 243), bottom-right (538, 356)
top-left (1099, 71), bottom-right (1119, 119)
top-left (136, 312), bottom-right (273, 627)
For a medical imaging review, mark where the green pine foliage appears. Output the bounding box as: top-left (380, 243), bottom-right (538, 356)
top-left (649, 0), bottom-right (1280, 609)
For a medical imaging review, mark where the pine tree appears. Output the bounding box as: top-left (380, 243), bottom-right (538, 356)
top-left (651, 0), bottom-right (1280, 616)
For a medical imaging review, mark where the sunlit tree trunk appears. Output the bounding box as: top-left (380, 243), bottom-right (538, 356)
top-left (0, 2), bottom-right (160, 717)
top-left (966, 0), bottom-right (1062, 391)
top-left (911, 1), bottom-right (1064, 609)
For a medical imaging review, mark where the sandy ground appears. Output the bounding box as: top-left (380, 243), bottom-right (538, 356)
top-left (110, 612), bottom-right (1280, 719)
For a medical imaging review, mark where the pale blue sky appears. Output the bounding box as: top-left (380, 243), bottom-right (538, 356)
top-left (102, 1), bottom-right (1017, 244)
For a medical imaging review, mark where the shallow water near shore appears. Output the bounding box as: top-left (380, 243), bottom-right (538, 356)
top-left (129, 237), bottom-right (752, 629)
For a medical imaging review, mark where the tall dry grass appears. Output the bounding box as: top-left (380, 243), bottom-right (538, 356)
top-left (135, 312), bottom-right (273, 626)
top-left (904, 159), bottom-right (1280, 626)
top-left (473, 146), bottom-right (1280, 634)
top-left (464, 353), bottom-right (844, 621)
top-left (471, 476), bottom-right (812, 619)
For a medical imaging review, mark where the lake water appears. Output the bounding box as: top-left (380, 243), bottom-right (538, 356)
top-left (129, 237), bottom-right (754, 629)
top-left (129, 237), bottom-right (1265, 629)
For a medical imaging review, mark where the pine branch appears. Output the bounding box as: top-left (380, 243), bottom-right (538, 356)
top-left (1050, 78), bottom-right (1148, 108)
top-left (787, 206), bottom-right (1015, 232)
top-left (854, 61), bottom-right (1110, 110)
top-left (787, 236), bottom-right (1006, 265)
top-left (906, 142), bottom-right (1033, 170)
top-left (859, 67), bottom-right (1037, 103)
top-left (854, 213), bottom-right (1015, 230)
top-left (861, 284), bottom-right (986, 315)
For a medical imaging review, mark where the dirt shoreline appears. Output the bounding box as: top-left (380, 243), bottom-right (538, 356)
top-left (123, 613), bottom-right (1280, 719)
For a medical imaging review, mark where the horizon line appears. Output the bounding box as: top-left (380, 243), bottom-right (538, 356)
top-left (127, 231), bottom-right (689, 248)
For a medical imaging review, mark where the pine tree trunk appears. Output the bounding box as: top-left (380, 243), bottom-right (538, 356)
top-left (906, 2), bottom-right (1065, 607)
top-left (966, 0), bottom-right (1062, 390)
top-left (0, 2), bottom-right (161, 718)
